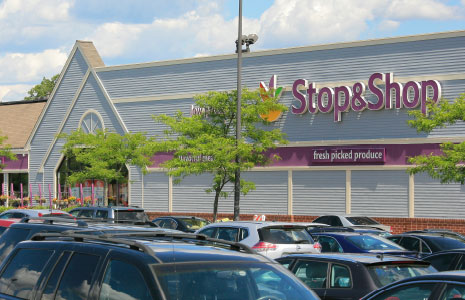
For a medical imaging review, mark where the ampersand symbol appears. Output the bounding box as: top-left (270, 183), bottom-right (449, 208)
top-left (351, 82), bottom-right (367, 112)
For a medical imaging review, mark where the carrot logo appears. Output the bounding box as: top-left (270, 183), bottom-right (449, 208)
top-left (259, 75), bottom-right (283, 122)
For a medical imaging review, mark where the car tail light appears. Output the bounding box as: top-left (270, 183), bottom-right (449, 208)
top-left (313, 241), bottom-right (322, 252)
top-left (252, 241), bottom-right (277, 252)
top-left (38, 213), bottom-right (43, 217)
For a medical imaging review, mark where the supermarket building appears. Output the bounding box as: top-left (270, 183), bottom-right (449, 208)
top-left (3, 30), bottom-right (465, 231)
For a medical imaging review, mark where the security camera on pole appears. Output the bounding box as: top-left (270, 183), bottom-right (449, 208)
top-left (234, 0), bottom-right (259, 221)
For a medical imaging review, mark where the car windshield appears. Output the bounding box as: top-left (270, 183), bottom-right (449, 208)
top-left (346, 235), bottom-right (404, 250)
top-left (154, 262), bottom-right (318, 300)
top-left (367, 264), bottom-right (437, 287)
top-left (260, 227), bottom-right (314, 244)
top-left (114, 210), bottom-right (148, 222)
top-left (427, 236), bottom-right (465, 250)
top-left (179, 218), bottom-right (210, 230)
top-left (346, 216), bottom-right (379, 225)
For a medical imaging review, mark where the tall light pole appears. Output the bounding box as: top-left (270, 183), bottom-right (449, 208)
top-left (234, 0), bottom-right (258, 220)
top-left (234, 0), bottom-right (243, 221)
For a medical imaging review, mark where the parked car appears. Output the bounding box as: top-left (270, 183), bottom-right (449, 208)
top-left (312, 215), bottom-right (391, 232)
top-left (0, 219), bottom-right (20, 235)
top-left (0, 231), bottom-right (320, 299)
top-left (307, 225), bottom-right (391, 237)
top-left (404, 228), bottom-right (465, 243)
top-left (152, 215), bottom-right (210, 233)
top-left (68, 206), bottom-right (149, 223)
top-left (423, 249), bottom-right (465, 271)
top-left (0, 208), bottom-right (72, 219)
top-left (0, 217), bottom-right (177, 263)
top-left (387, 233), bottom-right (465, 257)
top-left (311, 231), bottom-right (416, 257)
top-left (361, 271), bottom-right (465, 300)
top-left (196, 221), bottom-right (321, 259)
top-left (277, 253), bottom-right (436, 300)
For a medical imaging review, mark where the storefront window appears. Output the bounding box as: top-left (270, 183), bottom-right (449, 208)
top-left (8, 173), bottom-right (28, 198)
top-left (57, 156), bottom-right (128, 206)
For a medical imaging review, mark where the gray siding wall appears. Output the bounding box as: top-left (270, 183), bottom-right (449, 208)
top-left (129, 166), bottom-right (142, 207)
top-left (171, 172), bottom-right (288, 215)
top-left (42, 74), bottom-right (126, 195)
top-left (414, 173), bottom-right (465, 218)
top-left (142, 172), bottom-right (169, 211)
top-left (351, 170), bottom-right (409, 217)
top-left (29, 49), bottom-right (88, 193)
top-left (292, 171), bottom-right (346, 215)
top-left (104, 36), bottom-right (465, 142)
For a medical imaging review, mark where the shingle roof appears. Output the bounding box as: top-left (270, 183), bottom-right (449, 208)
top-left (0, 100), bottom-right (47, 149)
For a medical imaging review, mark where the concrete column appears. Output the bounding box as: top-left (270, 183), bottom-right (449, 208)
top-left (409, 173), bottom-right (415, 218)
top-left (346, 170), bottom-right (351, 214)
top-left (288, 170), bottom-right (293, 216)
top-left (168, 175), bottom-right (173, 212)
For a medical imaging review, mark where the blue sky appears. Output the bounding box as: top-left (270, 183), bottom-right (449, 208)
top-left (1, 0), bottom-right (465, 102)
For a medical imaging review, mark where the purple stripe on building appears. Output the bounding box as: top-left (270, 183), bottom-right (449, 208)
top-left (3, 154), bottom-right (28, 170)
top-left (150, 144), bottom-right (443, 168)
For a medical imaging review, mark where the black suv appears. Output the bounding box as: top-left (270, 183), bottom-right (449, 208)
top-left (0, 232), bottom-right (319, 300)
top-left (0, 217), bottom-right (171, 263)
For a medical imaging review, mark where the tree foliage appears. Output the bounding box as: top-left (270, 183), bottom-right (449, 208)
top-left (24, 74), bottom-right (59, 101)
top-left (408, 94), bottom-right (465, 183)
top-left (152, 88), bottom-right (288, 221)
top-left (0, 132), bottom-right (17, 171)
top-left (59, 129), bottom-right (155, 202)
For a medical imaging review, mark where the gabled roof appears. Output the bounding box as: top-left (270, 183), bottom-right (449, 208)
top-left (0, 99), bottom-right (47, 149)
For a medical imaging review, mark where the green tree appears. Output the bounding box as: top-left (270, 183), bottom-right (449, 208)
top-left (0, 132), bottom-right (17, 171)
top-left (24, 74), bottom-right (59, 100)
top-left (152, 88), bottom-right (287, 222)
top-left (59, 129), bottom-right (155, 204)
top-left (407, 93), bottom-right (465, 183)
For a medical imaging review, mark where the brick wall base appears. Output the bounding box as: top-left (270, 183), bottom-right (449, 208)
top-left (146, 212), bottom-right (465, 235)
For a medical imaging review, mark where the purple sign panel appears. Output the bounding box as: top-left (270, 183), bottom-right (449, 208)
top-left (311, 148), bottom-right (386, 163)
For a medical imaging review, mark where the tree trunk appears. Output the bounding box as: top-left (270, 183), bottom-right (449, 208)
top-left (213, 190), bottom-right (220, 222)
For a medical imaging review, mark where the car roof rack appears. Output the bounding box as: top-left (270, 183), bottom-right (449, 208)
top-left (30, 231), bottom-right (256, 257)
top-left (74, 218), bottom-right (157, 227)
top-left (20, 216), bottom-right (89, 227)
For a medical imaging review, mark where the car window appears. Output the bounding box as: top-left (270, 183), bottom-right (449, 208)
top-left (328, 216), bottom-right (343, 227)
top-left (0, 213), bottom-right (13, 219)
top-left (199, 227), bottom-right (216, 238)
top-left (420, 240), bottom-right (432, 253)
top-left (154, 262), bottom-right (317, 300)
top-left (100, 259), bottom-right (152, 300)
top-left (54, 252), bottom-right (100, 299)
top-left (369, 282), bottom-right (436, 300)
top-left (0, 248), bottom-right (53, 299)
top-left (330, 264), bottom-right (351, 288)
top-left (277, 258), bottom-right (293, 269)
top-left (167, 220), bottom-right (178, 229)
top-left (294, 260), bottom-right (328, 289)
top-left (425, 253), bottom-right (458, 271)
top-left (317, 236), bottom-right (343, 253)
top-left (96, 210), bottom-right (108, 218)
top-left (346, 235), bottom-right (403, 251)
top-left (367, 264), bottom-right (436, 287)
top-left (69, 210), bottom-right (80, 217)
top-left (398, 237), bottom-right (420, 252)
top-left (12, 213), bottom-right (25, 218)
top-left (180, 218), bottom-right (210, 231)
top-left (441, 283), bottom-right (465, 300)
top-left (0, 228), bottom-right (31, 261)
top-left (314, 216), bottom-right (330, 225)
top-left (427, 237), bottom-right (465, 251)
top-left (114, 210), bottom-right (147, 222)
top-left (456, 255), bottom-right (465, 271)
top-left (78, 210), bottom-right (94, 218)
top-left (345, 216), bottom-right (379, 225)
top-left (260, 227), bottom-right (313, 244)
top-left (217, 227), bottom-right (239, 242)
top-left (41, 251), bottom-right (72, 300)
top-left (388, 236), bottom-right (402, 244)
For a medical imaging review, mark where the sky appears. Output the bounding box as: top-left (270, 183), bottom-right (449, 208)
top-left (1, 0), bottom-right (465, 102)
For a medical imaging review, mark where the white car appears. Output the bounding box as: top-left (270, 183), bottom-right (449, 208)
top-left (312, 215), bottom-right (391, 232)
top-left (196, 221), bottom-right (321, 259)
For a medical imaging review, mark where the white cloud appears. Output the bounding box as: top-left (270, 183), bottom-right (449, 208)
top-left (377, 20), bottom-right (401, 32)
top-left (0, 49), bottom-right (67, 83)
top-left (0, 0), bottom-right (73, 21)
top-left (0, 84), bottom-right (32, 102)
top-left (385, 0), bottom-right (460, 20)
